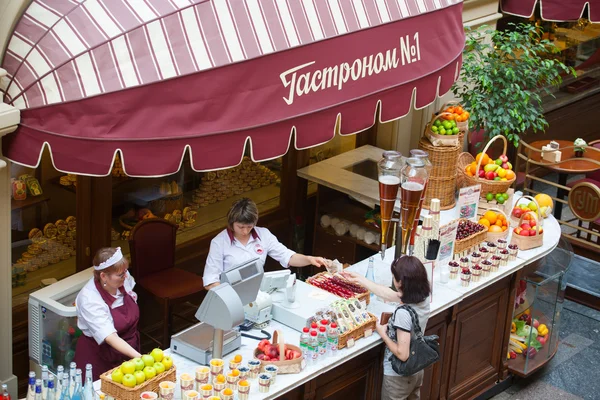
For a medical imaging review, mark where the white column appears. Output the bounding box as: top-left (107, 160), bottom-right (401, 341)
top-left (0, 156), bottom-right (17, 399)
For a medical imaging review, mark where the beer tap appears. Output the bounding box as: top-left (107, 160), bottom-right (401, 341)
top-left (377, 151), bottom-right (403, 260)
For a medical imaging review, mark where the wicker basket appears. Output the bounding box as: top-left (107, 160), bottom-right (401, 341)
top-left (454, 219), bottom-right (488, 255)
top-left (254, 330), bottom-right (305, 374)
top-left (509, 195), bottom-right (540, 227)
top-left (425, 113), bottom-right (460, 147)
top-left (456, 135), bottom-right (516, 195)
top-left (510, 210), bottom-right (544, 250)
top-left (481, 208), bottom-right (510, 242)
top-left (439, 101), bottom-right (469, 137)
top-left (338, 312), bottom-right (377, 349)
top-left (422, 174), bottom-right (457, 210)
top-left (100, 366), bottom-right (176, 400)
top-left (307, 272), bottom-right (371, 305)
top-left (417, 136), bottom-right (460, 210)
top-left (149, 192), bottom-right (184, 217)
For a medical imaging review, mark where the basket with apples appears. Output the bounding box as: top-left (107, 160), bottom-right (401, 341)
top-left (254, 330), bottom-right (304, 374)
top-left (511, 194), bottom-right (553, 226)
top-left (100, 348), bottom-right (175, 400)
top-left (439, 101), bottom-right (470, 144)
top-left (511, 203), bottom-right (544, 251)
top-left (425, 113), bottom-right (461, 147)
top-left (457, 135), bottom-right (516, 196)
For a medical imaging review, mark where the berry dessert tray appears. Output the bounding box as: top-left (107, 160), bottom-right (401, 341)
top-left (306, 272), bottom-right (371, 305)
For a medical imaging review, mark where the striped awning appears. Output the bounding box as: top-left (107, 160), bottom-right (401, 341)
top-left (2, 0), bottom-right (464, 176)
top-left (501, 0), bottom-right (600, 22)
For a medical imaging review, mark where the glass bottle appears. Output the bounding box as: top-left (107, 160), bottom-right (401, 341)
top-left (377, 151), bottom-right (403, 259)
top-left (59, 374), bottom-right (71, 400)
top-left (365, 257), bottom-right (375, 300)
top-left (408, 149), bottom-right (433, 252)
top-left (70, 370), bottom-right (83, 400)
top-left (34, 380), bottom-right (42, 400)
top-left (26, 372), bottom-right (36, 400)
top-left (83, 364), bottom-right (94, 400)
top-left (47, 376), bottom-right (56, 400)
top-left (55, 366), bottom-right (64, 396)
top-left (68, 363), bottom-right (76, 398)
top-left (1, 383), bottom-right (11, 400)
top-left (41, 365), bottom-right (49, 399)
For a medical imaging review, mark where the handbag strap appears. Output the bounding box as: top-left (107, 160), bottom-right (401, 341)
top-left (393, 305), bottom-right (424, 338)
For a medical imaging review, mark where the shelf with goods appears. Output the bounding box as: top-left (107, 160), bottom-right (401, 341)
top-left (11, 193), bottom-right (50, 211)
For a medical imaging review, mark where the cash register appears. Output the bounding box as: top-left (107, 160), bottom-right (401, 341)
top-left (170, 258), bottom-right (263, 363)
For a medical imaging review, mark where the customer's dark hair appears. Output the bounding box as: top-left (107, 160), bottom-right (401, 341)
top-left (391, 256), bottom-right (430, 304)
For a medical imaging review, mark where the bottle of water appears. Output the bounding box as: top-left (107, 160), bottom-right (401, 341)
top-left (365, 257), bottom-right (375, 299)
top-left (41, 365), bottom-right (49, 399)
top-left (55, 366), bottom-right (64, 396)
top-left (47, 376), bottom-right (56, 400)
top-left (70, 370), bottom-right (83, 400)
top-left (68, 363), bottom-right (76, 398)
top-left (300, 327), bottom-right (310, 361)
top-left (1, 383), bottom-right (11, 400)
top-left (34, 380), bottom-right (42, 400)
top-left (328, 323), bottom-right (339, 356)
top-left (317, 327), bottom-right (328, 359)
top-left (83, 365), bottom-right (94, 400)
top-left (26, 372), bottom-right (36, 400)
top-left (308, 331), bottom-right (319, 365)
top-left (59, 374), bottom-right (71, 400)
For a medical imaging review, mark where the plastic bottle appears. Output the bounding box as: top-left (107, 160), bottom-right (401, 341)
top-left (34, 379), bottom-right (42, 400)
top-left (300, 327), bottom-right (310, 361)
top-left (41, 365), bottom-right (49, 399)
top-left (365, 257), bottom-right (375, 299)
top-left (70, 370), bottom-right (83, 400)
top-left (83, 365), bottom-right (94, 400)
top-left (328, 323), bottom-right (339, 356)
top-left (68, 363), bottom-right (76, 398)
top-left (1, 383), bottom-right (11, 400)
top-left (317, 327), bottom-right (328, 358)
top-left (26, 372), bottom-right (36, 400)
top-left (308, 331), bottom-right (319, 365)
top-left (55, 366), bottom-right (64, 397)
top-left (47, 376), bottom-right (56, 400)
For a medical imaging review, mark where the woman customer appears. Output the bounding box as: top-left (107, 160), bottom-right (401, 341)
top-left (342, 256), bottom-right (431, 400)
top-left (203, 197), bottom-right (327, 289)
top-left (75, 247), bottom-right (142, 379)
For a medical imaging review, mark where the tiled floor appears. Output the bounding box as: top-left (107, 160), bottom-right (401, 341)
top-left (491, 299), bottom-right (600, 400)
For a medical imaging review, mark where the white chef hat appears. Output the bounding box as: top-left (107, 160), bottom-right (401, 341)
top-left (93, 247), bottom-right (124, 270)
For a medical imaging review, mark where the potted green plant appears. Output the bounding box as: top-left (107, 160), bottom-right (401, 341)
top-left (452, 23), bottom-right (575, 148)
top-left (573, 138), bottom-right (587, 157)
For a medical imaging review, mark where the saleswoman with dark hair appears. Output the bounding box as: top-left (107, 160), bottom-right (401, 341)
top-left (342, 256), bottom-right (431, 400)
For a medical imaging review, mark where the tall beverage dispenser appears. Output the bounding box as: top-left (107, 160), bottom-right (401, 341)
top-left (377, 151), bottom-right (403, 259)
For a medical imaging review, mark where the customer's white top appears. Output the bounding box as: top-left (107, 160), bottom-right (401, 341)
top-left (203, 227), bottom-right (296, 286)
top-left (76, 272), bottom-right (137, 345)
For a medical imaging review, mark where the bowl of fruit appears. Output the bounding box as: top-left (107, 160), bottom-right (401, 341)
top-left (254, 330), bottom-right (304, 374)
top-left (478, 209), bottom-right (509, 241)
top-left (454, 219), bottom-right (488, 254)
top-left (511, 194), bottom-right (553, 226)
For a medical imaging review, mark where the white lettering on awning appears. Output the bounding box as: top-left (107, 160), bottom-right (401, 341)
top-left (280, 33), bottom-right (420, 106)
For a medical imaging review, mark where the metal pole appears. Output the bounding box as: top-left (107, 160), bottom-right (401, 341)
top-left (212, 328), bottom-right (224, 359)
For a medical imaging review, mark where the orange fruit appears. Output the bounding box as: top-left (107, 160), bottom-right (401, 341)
top-left (495, 219), bottom-right (503, 227)
top-left (505, 170), bottom-right (516, 180)
top-left (489, 225), bottom-right (503, 233)
top-left (201, 384), bottom-right (212, 391)
top-left (216, 374), bottom-right (226, 383)
top-left (502, 226), bottom-right (507, 231)
top-left (231, 369), bottom-right (240, 377)
top-left (223, 388), bottom-right (233, 395)
top-left (483, 211), bottom-right (497, 225)
top-left (469, 164), bottom-right (478, 176)
top-left (534, 193), bottom-right (553, 208)
top-left (475, 153), bottom-right (490, 166)
top-left (239, 380), bottom-right (249, 387)
top-left (455, 106), bottom-right (464, 114)
top-left (478, 218), bottom-right (491, 228)
top-left (233, 354), bottom-right (242, 363)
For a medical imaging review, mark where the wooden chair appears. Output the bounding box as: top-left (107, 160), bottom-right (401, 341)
top-left (130, 218), bottom-right (205, 348)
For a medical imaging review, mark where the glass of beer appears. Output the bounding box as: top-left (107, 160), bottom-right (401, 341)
top-left (408, 149), bottom-right (433, 248)
top-left (377, 151), bottom-right (403, 258)
top-left (398, 158), bottom-right (429, 256)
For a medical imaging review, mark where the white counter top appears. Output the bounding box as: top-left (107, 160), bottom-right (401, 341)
top-left (94, 214), bottom-right (560, 400)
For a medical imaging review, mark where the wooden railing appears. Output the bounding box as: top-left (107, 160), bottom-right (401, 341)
top-left (514, 141), bottom-right (600, 251)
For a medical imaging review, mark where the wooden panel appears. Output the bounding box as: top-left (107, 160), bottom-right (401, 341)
top-left (420, 311), bottom-right (450, 400)
top-left (447, 283), bottom-right (509, 400)
top-left (313, 227), bottom-right (356, 264)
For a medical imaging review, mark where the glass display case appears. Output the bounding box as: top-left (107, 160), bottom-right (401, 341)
top-left (508, 237), bottom-right (573, 376)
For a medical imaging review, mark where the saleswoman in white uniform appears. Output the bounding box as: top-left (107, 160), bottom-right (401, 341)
top-left (204, 198), bottom-right (327, 289)
top-left (74, 247), bottom-right (142, 379)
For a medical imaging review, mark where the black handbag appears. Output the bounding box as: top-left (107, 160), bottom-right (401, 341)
top-left (388, 305), bottom-right (440, 376)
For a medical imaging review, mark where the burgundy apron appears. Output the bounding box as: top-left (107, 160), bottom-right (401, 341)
top-left (75, 280), bottom-right (140, 380)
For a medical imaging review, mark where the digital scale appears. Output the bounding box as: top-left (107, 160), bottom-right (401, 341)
top-left (170, 258), bottom-right (263, 363)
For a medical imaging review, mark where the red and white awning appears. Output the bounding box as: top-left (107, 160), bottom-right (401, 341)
top-left (2, 0), bottom-right (464, 177)
top-left (501, 0), bottom-right (600, 22)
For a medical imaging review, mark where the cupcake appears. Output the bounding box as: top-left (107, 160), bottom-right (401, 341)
top-left (448, 261), bottom-right (460, 280)
top-left (460, 268), bottom-right (471, 287)
top-left (471, 264), bottom-right (482, 282)
top-left (508, 244), bottom-right (519, 260)
top-left (481, 260), bottom-right (492, 277)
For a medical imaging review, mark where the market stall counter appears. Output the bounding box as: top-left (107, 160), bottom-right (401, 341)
top-left (92, 214), bottom-right (560, 400)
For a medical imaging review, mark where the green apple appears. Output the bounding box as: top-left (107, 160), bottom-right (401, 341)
top-left (161, 356), bottom-right (173, 370)
top-left (111, 368), bottom-right (124, 384)
top-left (122, 374), bottom-right (136, 388)
top-left (143, 366), bottom-right (156, 380)
top-left (153, 362), bottom-right (165, 374)
top-left (150, 348), bottom-right (164, 362)
top-left (132, 357), bottom-right (145, 371)
top-left (121, 361), bottom-right (136, 375)
top-left (527, 201), bottom-right (538, 212)
top-left (134, 370), bottom-right (146, 385)
top-left (141, 354), bottom-right (155, 367)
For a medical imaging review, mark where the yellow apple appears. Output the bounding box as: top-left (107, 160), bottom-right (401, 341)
top-left (161, 356), bottom-right (173, 370)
